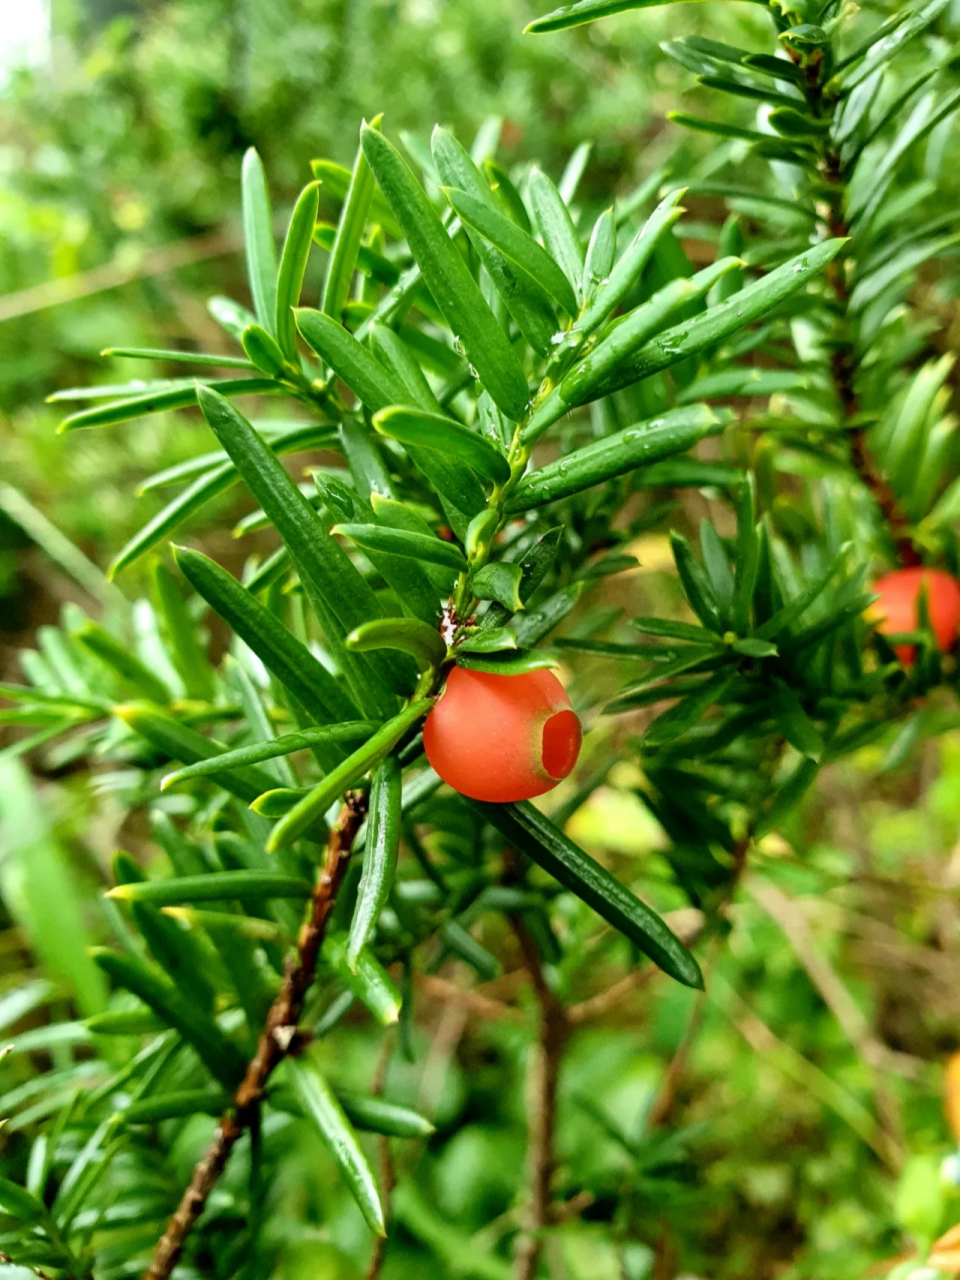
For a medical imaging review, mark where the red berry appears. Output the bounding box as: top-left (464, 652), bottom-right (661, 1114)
top-left (423, 666), bottom-right (582, 803)
top-left (870, 567), bottom-right (960, 666)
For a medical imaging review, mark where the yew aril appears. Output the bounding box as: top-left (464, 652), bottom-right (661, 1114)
top-left (423, 666), bottom-right (582, 803)
top-left (870, 567), bottom-right (960, 666)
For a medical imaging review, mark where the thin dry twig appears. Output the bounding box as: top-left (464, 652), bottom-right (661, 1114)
top-left (511, 913), bottom-right (568, 1280)
top-left (0, 229), bottom-right (243, 325)
top-left (566, 908), bottom-right (705, 1024)
top-left (820, 154), bottom-right (919, 566)
top-left (750, 878), bottom-right (915, 1079)
top-left (420, 973), bottom-right (524, 1022)
top-left (144, 793), bottom-right (367, 1280)
top-left (710, 972), bottom-right (901, 1169)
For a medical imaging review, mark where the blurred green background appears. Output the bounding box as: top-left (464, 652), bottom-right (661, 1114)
top-left (4, 3), bottom-right (960, 1278)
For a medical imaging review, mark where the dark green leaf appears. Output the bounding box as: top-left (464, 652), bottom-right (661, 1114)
top-left (456, 650), bottom-right (558, 675)
top-left (161, 723), bottom-right (379, 789)
top-left (374, 405), bottom-right (511, 485)
top-left (508, 405), bottom-right (722, 511)
top-left (475, 801), bottom-right (703, 988)
top-left (91, 947), bottom-right (246, 1087)
top-left (333, 523), bottom-right (468, 571)
top-left (174, 546), bottom-right (359, 728)
top-left (361, 126), bottom-right (530, 421)
top-left (471, 562), bottom-right (524, 611)
top-left (288, 1049), bottom-right (385, 1234)
top-left (107, 872), bottom-right (313, 904)
top-left (346, 618), bottom-right (447, 670)
top-left (265, 700), bottom-right (432, 850)
top-left (443, 185), bottom-right (579, 315)
top-left (346, 755), bottom-right (402, 969)
top-left (431, 127), bottom-right (558, 355)
top-left (113, 702), bottom-right (278, 803)
top-left (335, 1091), bottom-right (434, 1138)
top-left (242, 147), bottom-right (279, 332)
top-left (195, 386), bottom-right (402, 713)
top-left (644, 671), bottom-right (735, 746)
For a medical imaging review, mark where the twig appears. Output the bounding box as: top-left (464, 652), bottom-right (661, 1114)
top-left (567, 908), bottom-right (705, 1024)
top-left (646, 989), bottom-right (709, 1132)
top-left (0, 228), bottom-right (242, 324)
top-left (749, 879), bottom-right (908, 1078)
top-left (709, 971), bottom-right (900, 1169)
top-left (420, 973), bottom-right (524, 1022)
top-left (144, 793), bottom-right (367, 1280)
top-left (750, 877), bottom-right (908, 1162)
top-left (820, 150), bottom-right (920, 566)
top-left (511, 913), bottom-right (568, 1280)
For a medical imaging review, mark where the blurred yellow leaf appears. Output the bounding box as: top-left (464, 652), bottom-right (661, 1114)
top-left (930, 1222), bottom-right (960, 1274)
top-left (945, 1052), bottom-right (960, 1142)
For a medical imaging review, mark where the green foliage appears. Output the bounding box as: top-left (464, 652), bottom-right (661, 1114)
top-left (4, 0), bottom-right (960, 1277)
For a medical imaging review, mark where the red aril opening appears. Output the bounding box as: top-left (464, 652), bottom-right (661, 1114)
top-left (541, 710), bottom-right (582, 780)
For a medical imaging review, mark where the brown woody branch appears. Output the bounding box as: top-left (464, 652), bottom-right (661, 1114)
top-left (821, 151), bottom-right (920, 567)
top-left (144, 793), bottom-right (367, 1280)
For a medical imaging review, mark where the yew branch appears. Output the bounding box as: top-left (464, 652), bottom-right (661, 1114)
top-left (144, 793), bottom-right (367, 1280)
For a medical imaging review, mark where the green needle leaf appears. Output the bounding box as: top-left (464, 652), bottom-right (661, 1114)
top-left (161, 722), bottom-right (381, 789)
top-left (442, 184), bottom-right (579, 316)
top-left (471, 562), bottom-right (524, 611)
top-left (324, 932), bottom-right (402, 1024)
top-left (90, 947), bottom-right (247, 1087)
top-left (334, 1091), bottom-right (434, 1138)
top-left (345, 755), bottom-right (402, 970)
top-left (322, 120), bottom-right (379, 321)
top-left (57, 378), bottom-right (278, 433)
top-left (508, 404), bottom-right (723, 512)
top-left (242, 147), bottom-right (279, 333)
top-left (195, 385), bottom-right (405, 714)
top-left (432, 127), bottom-right (558, 355)
top-left (242, 324), bottom-right (288, 376)
top-left (288, 1048), bottom-right (386, 1235)
top-left (346, 618), bottom-right (447, 670)
top-left (71, 620), bottom-right (171, 704)
top-left (275, 181), bottom-right (321, 361)
top-left (333, 523), bottom-right (468, 571)
top-left (113, 702), bottom-right (280, 804)
top-left (106, 872), bottom-right (313, 904)
top-left (373, 405), bottom-right (511, 484)
top-left (528, 168), bottom-right (583, 295)
top-left (360, 124), bottom-right (530, 421)
top-left (264, 699), bottom-right (433, 850)
top-left (474, 801), bottom-right (703, 989)
top-left (174, 546), bottom-right (359, 730)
